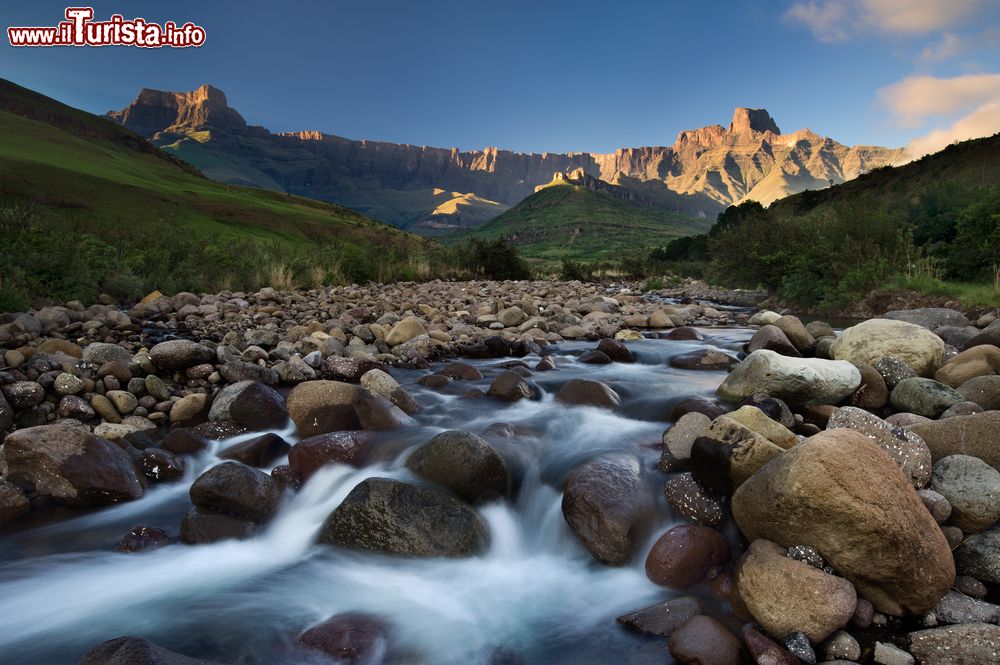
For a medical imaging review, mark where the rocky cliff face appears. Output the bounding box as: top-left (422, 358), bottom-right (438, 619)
top-left (109, 89), bottom-right (904, 229)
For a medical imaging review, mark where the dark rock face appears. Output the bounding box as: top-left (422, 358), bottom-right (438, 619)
top-left (405, 430), bottom-right (509, 504)
top-left (319, 477), bottom-right (489, 557)
top-left (139, 448), bottom-right (186, 483)
top-left (188, 462), bottom-right (282, 522)
top-left (117, 525), bottom-right (174, 553)
top-left (179, 506), bottom-right (259, 545)
top-left (77, 636), bottom-right (221, 665)
top-left (669, 349), bottom-right (739, 370)
top-left (298, 613), bottom-right (389, 664)
top-left (228, 383), bottom-right (288, 430)
top-left (596, 338), bottom-right (635, 363)
top-left (288, 431), bottom-right (370, 480)
top-left (160, 428), bottom-right (207, 454)
top-left (219, 433), bottom-right (290, 467)
top-left (0, 425), bottom-right (144, 506)
top-left (487, 371), bottom-right (535, 401)
top-left (561, 454), bottom-right (649, 565)
top-left (0, 479), bottom-right (30, 524)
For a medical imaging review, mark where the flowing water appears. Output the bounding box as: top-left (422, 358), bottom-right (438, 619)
top-left (0, 329), bottom-right (753, 664)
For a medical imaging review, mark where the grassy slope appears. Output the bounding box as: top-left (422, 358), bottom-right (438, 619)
top-left (464, 183), bottom-right (712, 264)
top-left (0, 78), bottom-right (421, 252)
top-left (768, 133), bottom-right (1000, 217)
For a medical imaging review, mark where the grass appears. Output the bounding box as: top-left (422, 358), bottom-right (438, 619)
top-left (459, 183), bottom-right (712, 267)
top-left (888, 275), bottom-right (1000, 309)
top-left (0, 77), bottom-right (459, 309)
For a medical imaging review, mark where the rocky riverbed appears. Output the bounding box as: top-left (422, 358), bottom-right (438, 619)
top-left (1, 281), bottom-right (1000, 664)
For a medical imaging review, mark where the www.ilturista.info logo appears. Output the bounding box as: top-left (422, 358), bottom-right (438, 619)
top-left (7, 7), bottom-right (206, 48)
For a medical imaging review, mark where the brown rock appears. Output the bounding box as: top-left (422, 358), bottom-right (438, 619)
top-left (934, 344), bottom-right (1000, 387)
top-left (299, 613), bottom-right (388, 664)
top-left (736, 539), bottom-right (857, 642)
top-left (562, 454), bottom-right (649, 565)
top-left (909, 411), bottom-right (1000, 471)
top-left (287, 380), bottom-right (361, 436)
top-left (288, 432), bottom-right (370, 480)
top-left (616, 596), bottom-right (703, 637)
top-left (554, 379), bottom-right (621, 409)
top-left (645, 525), bottom-right (730, 589)
top-left (219, 433), bottom-right (290, 467)
top-left (731, 429), bottom-right (955, 615)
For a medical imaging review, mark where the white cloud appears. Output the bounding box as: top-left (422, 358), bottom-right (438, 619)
top-left (785, 0), bottom-right (982, 42)
top-left (918, 33), bottom-right (963, 62)
top-left (879, 73), bottom-right (1000, 126)
top-left (903, 100), bottom-right (1000, 158)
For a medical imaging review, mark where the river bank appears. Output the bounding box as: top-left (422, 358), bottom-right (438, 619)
top-left (1, 281), bottom-right (999, 664)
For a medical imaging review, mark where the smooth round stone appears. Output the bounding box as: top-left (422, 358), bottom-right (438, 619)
top-left (645, 525), bottom-right (730, 589)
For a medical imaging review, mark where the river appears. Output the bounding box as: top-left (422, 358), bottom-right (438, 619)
top-left (0, 329), bottom-right (753, 664)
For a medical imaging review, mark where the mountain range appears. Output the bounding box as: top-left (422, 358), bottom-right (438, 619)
top-left (108, 85), bottom-right (904, 231)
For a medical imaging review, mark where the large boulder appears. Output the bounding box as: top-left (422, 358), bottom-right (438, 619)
top-left (716, 350), bottom-right (861, 405)
top-left (930, 455), bottom-right (1000, 533)
top-left (228, 383), bottom-right (288, 430)
top-left (826, 406), bottom-right (932, 488)
top-left (735, 539), bottom-right (857, 643)
top-left (319, 477), bottom-right (488, 557)
top-left (287, 380), bottom-right (361, 436)
top-left (352, 390), bottom-right (415, 430)
top-left (830, 319), bottom-right (945, 376)
top-left (487, 371), bottom-right (535, 401)
top-left (405, 430), bottom-right (508, 504)
top-left (554, 379), bottom-right (621, 409)
top-left (909, 411), bottom-right (1000, 471)
top-left (0, 425), bottom-right (144, 506)
top-left (189, 462), bottom-right (282, 522)
top-left (935, 345), bottom-right (1000, 387)
top-left (149, 340), bottom-right (215, 370)
top-left (731, 429), bottom-right (955, 615)
top-left (78, 636), bottom-right (221, 665)
top-left (561, 454), bottom-right (650, 565)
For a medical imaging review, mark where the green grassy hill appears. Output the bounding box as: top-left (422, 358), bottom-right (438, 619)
top-left (0, 79), bottom-right (441, 309)
top-left (463, 181), bottom-right (712, 265)
top-left (690, 132), bottom-right (1000, 310)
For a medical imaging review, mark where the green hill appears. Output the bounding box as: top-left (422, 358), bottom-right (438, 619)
top-left (463, 180), bottom-right (712, 265)
top-left (680, 132), bottom-right (1000, 309)
top-left (0, 79), bottom-right (441, 309)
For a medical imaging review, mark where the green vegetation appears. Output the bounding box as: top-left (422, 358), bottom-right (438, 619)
top-left (0, 78), bottom-right (526, 311)
top-left (462, 182), bottom-right (712, 266)
top-left (654, 134), bottom-right (1000, 310)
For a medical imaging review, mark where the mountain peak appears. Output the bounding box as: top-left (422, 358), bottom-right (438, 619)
top-left (109, 84), bottom-right (246, 138)
top-left (730, 108), bottom-right (780, 135)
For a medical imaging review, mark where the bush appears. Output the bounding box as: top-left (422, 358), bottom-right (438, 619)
top-left (559, 259), bottom-right (592, 281)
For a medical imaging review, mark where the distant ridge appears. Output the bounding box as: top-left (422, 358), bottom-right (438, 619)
top-left (108, 86), bottom-right (904, 229)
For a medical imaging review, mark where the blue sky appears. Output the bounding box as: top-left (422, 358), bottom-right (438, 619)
top-left (2, 1), bottom-right (998, 155)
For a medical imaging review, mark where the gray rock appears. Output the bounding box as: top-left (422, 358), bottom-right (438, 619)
top-left (319, 477), bottom-right (489, 557)
top-left (615, 596), bottom-right (703, 637)
top-left (2, 381), bottom-right (45, 409)
top-left (821, 630), bottom-right (861, 661)
top-left (405, 430), bottom-right (509, 504)
top-left (189, 462), bottom-right (281, 522)
top-left (931, 590), bottom-right (1000, 625)
top-left (884, 308), bottom-right (970, 330)
top-left (664, 472), bottom-right (726, 527)
top-left (717, 350), bottom-right (861, 405)
top-left (149, 340), bottom-right (216, 370)
top-left (873, 642), bottom-right (914, 665)
top-left (955, 527), bottom-right (1000, 584)
top-left (874, 355), bottom-right (918, 389)
top-left (78, 636), bottom-right (221, 665)
top-left (957, 375), bottom-right (1000, 410)
top-left (889, 377), bottom-right (964, 418)
top-left (827, 406), bottom-right (932, 488)
top-left (917, 489), bottom-right (952, 524)
top-left (82, 342), bottom-right (131, 367)
top-left (931, 455), bottom-right (1000, 533)
top-left (661, 411), bottom-right (711, 464)
top-left (909, 623), bottom-right (1000, 665)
